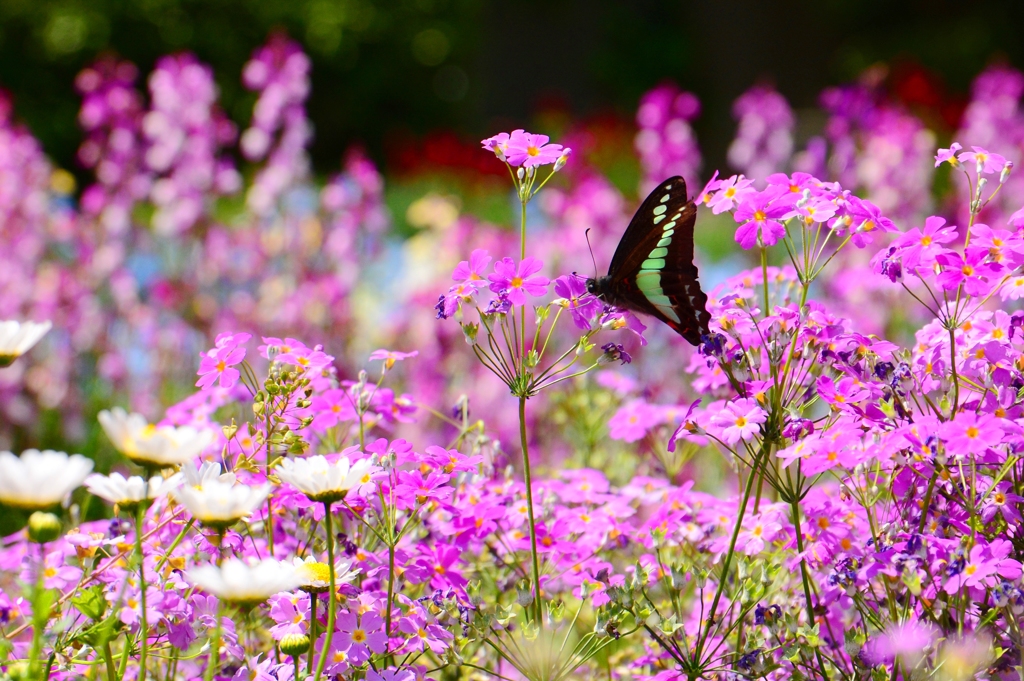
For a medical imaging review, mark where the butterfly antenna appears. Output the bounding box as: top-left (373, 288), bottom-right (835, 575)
top-left (585, 228), bottom-right (598, 279)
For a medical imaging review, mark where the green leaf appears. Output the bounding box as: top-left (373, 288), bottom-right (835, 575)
top-left (71, 585), bottom-right (107, 621)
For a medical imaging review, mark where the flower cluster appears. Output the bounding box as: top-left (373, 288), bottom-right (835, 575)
top-left (634, 83), bottom-right (702, 194)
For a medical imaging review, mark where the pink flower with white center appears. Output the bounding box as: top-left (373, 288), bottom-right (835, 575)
top-left (487, 256), bottom-right (549, 305)
top-left (960, 146), bottom-right (1007, 174)
top-left (196, 342), bottom-right (246, 390)
top-left (786, 197), bottom-right (837, 226)
top-left (981, 482), bottom-right (1024, 523)
top-left (398, 613), bottom-right (453, 654)
top-left (709, 398), bottom-right (766, 445)
top-left (504, 129), bottom-right (563, 168)
top-left (707, 174), bottom-right (755, 214)
top-left (934, 142), bottom-right (962, 167)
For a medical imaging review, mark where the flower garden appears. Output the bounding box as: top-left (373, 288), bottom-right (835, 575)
top-left (2, 33), bottom-right (1024, 681)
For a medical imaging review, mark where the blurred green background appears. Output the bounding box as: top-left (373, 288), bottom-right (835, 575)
top-left (3, 0), bottom-right (1024, 181)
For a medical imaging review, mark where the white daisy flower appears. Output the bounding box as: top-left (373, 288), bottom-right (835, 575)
top-left (0, 320), bottom-right (51, 367)
top-left (292, 555), bottom-right (359, 593)
top-left (0, 449), bottom-right (93, 510)
top-left (84, 472), bottom-right (181, 510)
top-left (180, 460), bottom-right (236, 487)
top-left (187, 558), bottom-right (302, 604)
top-left (275, 455), bottom-right (378, 504)
top-left (171, 478), bottom-right (270, 529)
top-left (98, 407), bottom-right (214, 468)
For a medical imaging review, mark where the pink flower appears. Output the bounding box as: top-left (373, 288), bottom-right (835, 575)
top-left (504, 130), bottom-right (563, 168)
top-left (733, 190), bottom-right (793, 249)
top-left (481, 132), bottom-right (511, 161)
top-left (934, 248), bottom-right (1004, 296)
top-left (487, 256), bottom-right (549, 305)
top-left (707, 174), bottom-right (755, 214)
top-left (608, 400), bottom-right (665, 442)
top-left (452, 249), bottom-right (492, 289)
top-left (368, 349), bottom-right (418, 370)
top-left (934, 142), bottom-right (962, 167)
top-left (196, 343), bottom-right (246, 390)
top-left (708, 398), bottom-right (766, 445)
top-left (891, 215), bottom-right (958, 270)
top-left (960, 146), bottom-right (1007, 174)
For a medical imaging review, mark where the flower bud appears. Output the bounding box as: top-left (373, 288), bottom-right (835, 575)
top-left (553, 147), bottom-right (572, 172)
top-left (280, 633), bottom-right (310, 657)
top-left (28, 511), bottom-right (62, 544)
top-left (1001, 161), bottom-right (1013, 184)
top-left (516, 167), bottom-right (525, 180)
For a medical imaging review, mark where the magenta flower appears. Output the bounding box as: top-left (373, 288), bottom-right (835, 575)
top-left (941, 412), bottom-right (1003, 456)
top-left (480, 132), bottom-right (511, 161)
top-left (934, 142), bottom-right (962, 167)
top-left (488, 256), bottom-right (549, 305)
top-left (733, 190), bottom-right (792, 249)
top-left (554, 274), bottom-right (602, 330)
top-left (452, 249), bottom-right (492, 289)
top-left (503, 130), bottom-right (563, 168)
top-left (708, 398), bottom-right (766, 445)
top-left (892, 215), bottom-right (958, 270)
top-left (934, 248), bottom-right (1004, 296)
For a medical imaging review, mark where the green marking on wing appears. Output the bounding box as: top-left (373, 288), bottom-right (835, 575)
top-left (641, 258), bottom-right (665, 270)
top-left (636, 271), bottom-right (662, 294)
top-left (653, 302), bottom-right (681, 323)
top-left (652, 205), bottom-right (667, 216)
top-left (660, 193), bottom-right (671, 203)
top-left (663, 221), bottom-right (676, 231)
top-left (656, 236), bottom-right (672, 248)
top-left (653, 215), bottom-right (666, 225)
top-left (648, 247), bottom-right (668, 259)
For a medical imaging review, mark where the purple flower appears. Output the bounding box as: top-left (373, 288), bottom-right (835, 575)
top-left (707, 174), bottom-right (756, 214)
top-left (504, 130), bottom-right (563, 168)
top-left (488, 257), bottom-right (549, 305)
top-left (892, 215), bottom-right (958, 270)
top-left (599, 342), bottom-right (631, 365)
top-left (480, 132), bottom-right (511, 161)
top-left (452, 249), bottom-right (491, 289)
top-left (554, 274), bottom-right (602, 330)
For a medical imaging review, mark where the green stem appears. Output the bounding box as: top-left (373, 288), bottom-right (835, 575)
top-left (203, 600), bottom-right (223, 681)
top-left (518, 396), bottom-right (543, 627)
top-left (135, 501), bottom-right (149, 681)
top-left (313, 503), bottom-right (338, 681)
top-left (102, 640), bottom-right (117, 681)
top-left (308, 593), bottom-right (318, 675)
top-left (386, 543), bottom-right (396, 638)
top-left (695, 443), bottom-right (767, 657)
top-left (789, 486), bottom-right (831, 681)
top-left (27, 542), bottom-right (47, 681)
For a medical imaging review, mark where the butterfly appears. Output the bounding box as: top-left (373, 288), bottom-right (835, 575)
top-left (586, 176), bottom-right (711, 346)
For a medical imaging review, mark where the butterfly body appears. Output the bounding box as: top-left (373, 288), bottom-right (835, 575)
top-left (586, 176), bottom-right (711, 346)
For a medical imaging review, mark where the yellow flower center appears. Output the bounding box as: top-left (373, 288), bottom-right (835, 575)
top-left (966, 426), bottom-right (979, 439)
top-left (920, 235), bottom-right (932, 246)
top-left (216, 359), bottom-right (226, 372)
top-left (734, 416), bottom-right (747, 427)
top-left (510, 276), bottom-right (523, 287)
top-left (754, 210), bottom-right (766, 222)
top-left (527, 145), bottom-right (539, 157)
top-left (298, 561), bottom-right (332, 584)
top-left (352, 629), bottom-right (367, 643)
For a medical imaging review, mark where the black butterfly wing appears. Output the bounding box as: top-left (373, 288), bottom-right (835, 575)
top-left (606, 177), bottom-right (711, 346)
